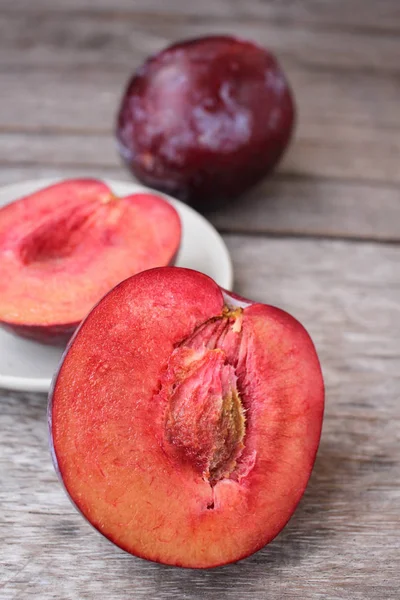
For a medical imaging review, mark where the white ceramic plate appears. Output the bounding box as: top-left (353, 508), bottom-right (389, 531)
top-left (0, 178), bottom-right (233, 393)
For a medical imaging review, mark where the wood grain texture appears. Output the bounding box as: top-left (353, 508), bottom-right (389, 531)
top-left (1, 67), bottom-right (399, 185)
top-left (2, 125), bottom-right (400, 187)
top-left (1, 0), bottom-right (400, 597)
top-left (2, 11), bottom-right (400, 73)
top-left (1, 236), bottom-right (399, 600)
top-left (2, 0), bottom-right (400, 32)
top-left (3, 67), bottom-right (399, 134)
top-left (0, 4), bottom-right (399, 241)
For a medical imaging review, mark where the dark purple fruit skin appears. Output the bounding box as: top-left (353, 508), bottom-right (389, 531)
top-left (117, 36), bottom-right (295, 208)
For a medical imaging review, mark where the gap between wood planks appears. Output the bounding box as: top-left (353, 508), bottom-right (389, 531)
top-left (1, 7), bottom-right (399, 38)
top-left (216, 229), bottom-right (400, 247)
top-left (1, 0), bottom-right (400, 35)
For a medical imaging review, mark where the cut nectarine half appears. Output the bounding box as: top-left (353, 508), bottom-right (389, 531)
top-left (49, 267), bottom-right (324, 568)
top-left (0, 179), bottom-right (181, 344)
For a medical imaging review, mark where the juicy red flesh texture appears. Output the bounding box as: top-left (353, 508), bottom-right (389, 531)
top-left (117, 36), bottom-right (295, 207)
top-left (0, 179), bottom-right (181, 344)
top-left (50, 267), bottom-right (324, 568)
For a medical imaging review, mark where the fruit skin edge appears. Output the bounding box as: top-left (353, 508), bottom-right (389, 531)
top-left (47, 286), bottom-right (114, 544)
top-left (48, 270), bottom-right (324, 569)
top-left (2, 321), bottom-right (79, 346)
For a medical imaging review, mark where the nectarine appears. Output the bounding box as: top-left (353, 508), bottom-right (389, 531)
top-left (0, 180), bottom-right (181, 344)
top-left (49, 267), bottom-right (324, 568)
top-left (117, 36), bottom-right (295, 207)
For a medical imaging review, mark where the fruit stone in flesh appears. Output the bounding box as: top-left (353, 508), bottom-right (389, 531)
top-left (50, 267), bottom-right (324, 568)
top-left (0, 179), bottom-right (181, 344)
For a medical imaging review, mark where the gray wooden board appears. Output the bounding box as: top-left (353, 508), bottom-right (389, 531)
top-left (1, 126), bottom-right (399, 187)
top-left (2, 11), bottom-right (400, 74)
top-left (2, 0), bottom-right (400, 32)
top-left (1, 61), bottom-right (399, 134)
top-left (1, 235), bottom-right (399, 599)
top-left (1, 0), bottom-right (400, 597)
top-left (2, 126), bottom-right (399, 187)
top-left (1, 66), bottom-right (400, 188)
top-left (0, 4), bottom-right (399, 241)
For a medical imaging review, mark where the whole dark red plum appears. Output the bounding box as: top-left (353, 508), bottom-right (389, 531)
top-left (116, 36), bottom-right (295, 207)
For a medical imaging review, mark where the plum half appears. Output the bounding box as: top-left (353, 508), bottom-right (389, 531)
top-left (0, 179), bottom-right (181, 344)
top-left (49, 267), bottom-right (324, 568)
top-left (117, 36), bottom-right (295, 207)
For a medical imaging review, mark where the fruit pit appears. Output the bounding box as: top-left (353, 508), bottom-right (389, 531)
top-left (161, 308), bottom-right (255, 487)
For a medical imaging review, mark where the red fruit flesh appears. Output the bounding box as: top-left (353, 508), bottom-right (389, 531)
top-left (50, 267), bottom-right (324, 568)
top-left (0, 179), bottom-right (181, 344)
top-left (117, 36), bottom-right (295, 207)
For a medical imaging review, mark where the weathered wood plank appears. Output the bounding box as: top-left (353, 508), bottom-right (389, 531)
top-left (1, 1), bottom-right (399, 598)
top-left (2, 67), bottom-right (399, 132)
top-left (282, 121), bottom-right (400, 184)
top-left (1, 13), bottom-right (399, 191)
top-left (209, 176), bottom-right (400, 242)
top-left (1, 235), bottom-right (399, 599)
top-left (1, 166), bottom-right (400, 243)
top-left (1, 121), bottom-right (399, 187)
top-left (2, 0), bottom-right (400, 33)
top-left (0, 133), bottom-right (118, 168)
top-left (1, 12), bottom-right (400, 74)
top-left (0, 8), bottom-right (399, 203)
top-left (0, 70), bottom-right (127, 133)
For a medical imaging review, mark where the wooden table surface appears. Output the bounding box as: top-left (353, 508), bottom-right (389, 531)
top-left (1, 1), bottom-right (399, 598)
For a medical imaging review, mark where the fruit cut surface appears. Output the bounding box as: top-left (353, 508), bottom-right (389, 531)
top-left (0, 179), bottom-right (181, 343)
top-left (50, 267), bottom-right (324, 568)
